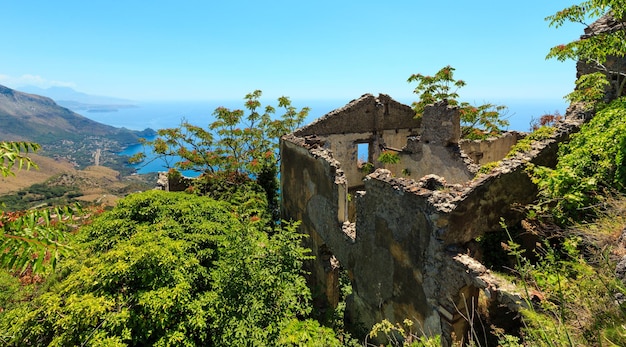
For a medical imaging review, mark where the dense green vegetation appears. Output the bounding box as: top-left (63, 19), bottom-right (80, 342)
top-left (0, 190), bottom-right (342, 346)
top-left (532, 98), bottom-right (626, 223)
top-left (0, 182), bottom-right (81, 211)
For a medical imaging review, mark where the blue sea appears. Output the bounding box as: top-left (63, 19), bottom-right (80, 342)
top-left (78, 98), bottom-right (569, 174)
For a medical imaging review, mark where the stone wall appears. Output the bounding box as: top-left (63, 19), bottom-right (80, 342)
top-left (460, 132), bottom-right (524, 165)
top-left (295, 94), bottom-right (420, 137)
top-left (398, 102), bottom-right (474, 184)
top-left (347, 171), bottom-right (440, 336)
top-left (576, 14), bottom-right (626, 101)
top-left (280, 136), bottom-right (352, 308)
top-left (278, 93), bottom-right (589, 345)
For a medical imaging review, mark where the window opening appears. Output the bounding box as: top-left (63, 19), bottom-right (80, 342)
top-left (357, 142), bottom-right (369, 164)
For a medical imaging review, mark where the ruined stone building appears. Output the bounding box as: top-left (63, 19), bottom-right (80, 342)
top-left (280, 93), bottom-right (589, 344)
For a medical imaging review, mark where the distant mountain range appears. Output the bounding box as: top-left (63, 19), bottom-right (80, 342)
top-left (0, 84), bottom-right (154, 169)
top-left (17, 86), bottom-right (136, 112)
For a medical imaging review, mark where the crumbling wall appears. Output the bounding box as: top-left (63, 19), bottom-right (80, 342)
top-left (279, 92), bottom-right (590, 345)
top-left (294, 93), bottom-right (420, 190)
top-left (445, 108), bottom-right (588, 244)
top-left (346, 171), bottom-right (438, 335)
top-left (460, 132), bottom-right (525, 165)
top-left (280, 135), bottom-right (352, 308)
top-left (398, 102), bottom-right (474, 184)
top-left (325, 129), bottom-right (415, 189)
top-left (295, 94), bottom-right (419, 137)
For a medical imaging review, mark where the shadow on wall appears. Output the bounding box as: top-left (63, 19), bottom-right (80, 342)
top-left (280, 92), bottom-right (591, 345)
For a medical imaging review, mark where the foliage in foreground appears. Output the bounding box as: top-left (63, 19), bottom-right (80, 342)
top-left (0, 190), bottom-right (339, 346)
top-left (1, 140), bottom-right (82, 275)
top-left (497, 216), bottom-right (626, 347)
top-left (531, 97), bottom-right (626, 223)
top-left (0, 141), bottom-right (40, 177)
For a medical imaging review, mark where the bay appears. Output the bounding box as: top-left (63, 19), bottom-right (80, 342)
top-left (78, 98), bottom-right (569, 174)
top-left (79, 99), bottom-right (347, 174)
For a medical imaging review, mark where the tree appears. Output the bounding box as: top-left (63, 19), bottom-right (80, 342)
top-left (0, 141), bottom-right (80, 274)
top-left (546, 1), bottom-right (626, 106)
top-left (0, 190), bottom-right (323, 346)
top-left (0, 141), bottom-right (39, 177)
top-left (408, 66), bottom-right (509, 140)
top-left (132, 90), bottom-right (308, 177)
top-left (131, 90), bottom-right (309, 221)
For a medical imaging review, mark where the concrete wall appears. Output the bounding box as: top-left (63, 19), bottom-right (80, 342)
top-left (399, 141), bottom-right (473, 184)
top-left (347, 172), bottom-right (442, 337)
top-left (295, 94), bottom-right (420, 137)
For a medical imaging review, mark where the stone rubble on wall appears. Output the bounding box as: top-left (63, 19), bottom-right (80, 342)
top-left (280, 90), bottom-right (593, 345)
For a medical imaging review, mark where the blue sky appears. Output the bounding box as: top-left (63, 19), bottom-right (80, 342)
top-left (1, 1), bottom-right (583, 104)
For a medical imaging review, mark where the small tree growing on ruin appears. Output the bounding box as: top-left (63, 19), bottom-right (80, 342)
top-left (408, 66), bottom-right (509, 140)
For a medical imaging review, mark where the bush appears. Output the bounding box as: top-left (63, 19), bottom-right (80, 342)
top-left (0, 190), bottom-right (314, 346)
top-left (532, 98), bottom-right (626, 223)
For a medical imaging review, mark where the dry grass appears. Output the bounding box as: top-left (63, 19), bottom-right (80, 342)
top-left (1, 154), bottom-right (154, 209)
top-left (0, 154), bottom-right (76, 194)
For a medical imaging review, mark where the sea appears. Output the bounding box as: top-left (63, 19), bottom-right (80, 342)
top-left (78, 98), bottom-right (569, 175)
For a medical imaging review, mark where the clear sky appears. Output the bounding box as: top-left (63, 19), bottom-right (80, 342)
top-left (1, 1), bottom-right (583, 103)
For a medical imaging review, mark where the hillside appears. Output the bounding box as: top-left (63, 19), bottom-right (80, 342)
top-left (17, 85), bottom-right (137, 112)
top-left (0, 84), bottom-right (154, 170)
top-left (0, 158), bottom-right (156, 210)
top-left (0, 153), bottom-right (76, 195)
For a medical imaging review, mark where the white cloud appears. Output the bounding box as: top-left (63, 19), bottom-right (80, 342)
top-left (0, 74), bottom-right (76, 89)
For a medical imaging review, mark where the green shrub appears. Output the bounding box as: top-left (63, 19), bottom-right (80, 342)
top-left (378, 151), bottom-right (401, 165)
top-left (0, 190), bottom-right (314, 346)
top-left (532, 98), bottom-right (626, 222)
top-left (506, 126), bottom-right (555, 158)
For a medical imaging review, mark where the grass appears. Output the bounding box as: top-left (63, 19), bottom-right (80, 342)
top-left (481, 195), bottom-right (626, 347)
top-left (0, 153), bottom-right (155, 209)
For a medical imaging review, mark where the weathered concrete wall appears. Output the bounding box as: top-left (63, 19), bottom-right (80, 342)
top-left (347, 172), bottom-right (437, 335)
top-left (399, 142), bottom-right (473, 184)
top-left (399, 102), bottom-right (474, 184)
top-left (460, 131), bottom-right (524, 165)
top-left (444, 111), bottom-right (588, 244)
top-left (420, 101), bottom-right (461, 146)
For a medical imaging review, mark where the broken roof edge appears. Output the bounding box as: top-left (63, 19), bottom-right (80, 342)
top-left (281, 133), bottom-right (347, 186)
top-left (282, 98), bottom-right (590, 220)
top-left (293, 93), bottom-right (418, 137)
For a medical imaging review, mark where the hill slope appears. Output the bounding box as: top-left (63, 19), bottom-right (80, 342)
top-left (0, 84), bottom-right (154, 169)
top-left (17, 86), bottom-right (136, 112)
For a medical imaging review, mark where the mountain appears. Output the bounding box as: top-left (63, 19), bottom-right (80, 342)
top-left (0, 84), bottom-right (154, 170)
top-left (17, 86), bottom-right (136, 112)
